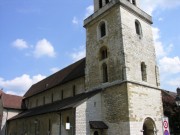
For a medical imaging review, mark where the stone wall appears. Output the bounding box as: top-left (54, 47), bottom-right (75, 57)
top-left (127, 82), bottom-right (163, 135)
top-left (120, 5), bottom-right (160, 87)
top-left (27, 77), bottom-right (85, 109)
top-left (85, 6), bottom-right (125, 90)
top-left (7, 109), bottom-right (75, 135)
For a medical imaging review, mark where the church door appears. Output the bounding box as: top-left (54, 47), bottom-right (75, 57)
top-left (94, 131), bottom-right (99, 135)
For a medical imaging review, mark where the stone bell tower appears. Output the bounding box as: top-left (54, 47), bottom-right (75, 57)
top-left (84, 0), bottom-right (163, 134)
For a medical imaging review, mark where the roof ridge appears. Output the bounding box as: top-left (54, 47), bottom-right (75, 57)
top-left (163, 90), bottom-right (176, 99)
top-left (24, 58), bottom-right (86, 98)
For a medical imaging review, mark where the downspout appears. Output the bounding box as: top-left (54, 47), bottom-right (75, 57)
top-left (59, 112), bottom-right (61, 135)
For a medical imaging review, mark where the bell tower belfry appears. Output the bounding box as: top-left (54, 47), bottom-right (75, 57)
top-left (84, 0), bottom-right (163, 134)
top-left (85, 0), bottom-right (160, 90)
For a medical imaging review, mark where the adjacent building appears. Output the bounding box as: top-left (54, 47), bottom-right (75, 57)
top-left (7, 0), bottom-right (164, 135)
top-left (0, 90), bottom-right (23, 135)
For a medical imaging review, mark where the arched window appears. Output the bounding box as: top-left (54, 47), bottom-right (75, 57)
top-left (99, 21), bottom-right (106, 38)
top-left (132, 0), bottom-right (136, 5)
top-left (94, 131), bottom-right (99, 135)
top-left (141, 62), bottom-right (147, 81)
top-left (135, 20), bottom-right (142, 36)
top-left (99, 0), bottom-right (103, 8)
top-left (100, 46), bottom-right (108, 60)
top-left (102, 63), bottom-right (108, 83)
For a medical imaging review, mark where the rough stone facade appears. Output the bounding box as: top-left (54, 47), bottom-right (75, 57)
top-left (7, 0), bottom-right (164, 135)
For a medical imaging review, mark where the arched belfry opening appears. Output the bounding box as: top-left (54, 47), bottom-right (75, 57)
top-left (143, 118), bottom-right (157, 135)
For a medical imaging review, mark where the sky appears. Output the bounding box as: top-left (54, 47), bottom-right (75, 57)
top-left (0, 0), bottom-right (179, 96)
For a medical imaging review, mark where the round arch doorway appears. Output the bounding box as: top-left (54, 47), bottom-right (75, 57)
top-left (143, 117), bottom-right (157, 135)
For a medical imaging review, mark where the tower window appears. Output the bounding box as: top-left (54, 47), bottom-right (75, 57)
top-left (132, 0), bottom-right (136, 5)
top-left (99, 0), bottom-right (103, 8)
top-left (100, 46), bottom-right (108, 60)
top-left (102, 63), bottom-right (108, 83)
top-left (105, 0), bottom-right (109, 4)
top-left (135, 20), bottom-right (142, 36)
top-left (141, 62), bottom-right (147, 81)
top-left (100, 22), bottom-right (106, 38)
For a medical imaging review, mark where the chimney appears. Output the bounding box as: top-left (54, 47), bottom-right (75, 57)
top-left (177, 88), bottom-right (180, 96)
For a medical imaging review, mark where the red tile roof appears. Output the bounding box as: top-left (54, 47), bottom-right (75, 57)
top-left (162, 90), bottom-right (177, 105)
top-left (0, 90), bottom-right (23, 109)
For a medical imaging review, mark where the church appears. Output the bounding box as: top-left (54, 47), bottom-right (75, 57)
top-left (7, 0), bottom-right (164, 135)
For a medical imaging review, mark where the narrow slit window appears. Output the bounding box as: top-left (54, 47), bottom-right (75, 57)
top-left (102, 63), bottom-right (108, 83)
top-left (100, 47), bottom-right (108, 60)
top-left (51, 93), bottom-right (54, 103)
top-left (99, 0), bottom-right (103, 8)
top-left (61, 90), bottom-right (64, 100)
top-left (100, 22), bottom-right (106, 38)
top-left (73, 85), bottom-right (76, 97)
top-left (105, 0), bottom-right (109, 4)
top-left (132, 0), bottom-right (136, 5)
top-left (135, 20), bottom-right (142, 36)
top-left (141, 62), bottom-right (147, 81)
top-left (43, 96), bottom-right (45, 105)
top-left (66, 116), bottom-right (70, 123)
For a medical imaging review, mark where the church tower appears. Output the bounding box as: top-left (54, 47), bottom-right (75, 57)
top-left (84, 0), bottom-right (163, 134)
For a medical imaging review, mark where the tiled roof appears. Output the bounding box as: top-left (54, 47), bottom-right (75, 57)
top-left (0, 90), bottom-right (23, 109)
top-left (162, 90), bottom-right (177, 105)
top-left (9, 89), bottom-right (102, 120)
top-left (24, 58), bottom-right (86, 98)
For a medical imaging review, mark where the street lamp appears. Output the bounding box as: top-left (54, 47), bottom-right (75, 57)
top-left (176, 88), bottom-right (180, 107)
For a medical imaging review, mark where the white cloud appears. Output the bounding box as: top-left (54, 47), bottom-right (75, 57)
top-left (152, 27), bottom-right (180, 90)
top-left (50, 67), bottom-right (60, 73)
top-left (72, 5), bottom-right (94, 26)
top-left (158, 18), bottom-right (163, 21)
top-left (141, 0), bottom-right (180, 15)
top-left (152, 27), bottom-right (173, 58)
top-left (70, 46), bottom-right (86, 61)
top-left (84, 5), bottom-right (94, 18)
top-left (0, 74), bottom-right (46, 96)
top-left (168, 77), bottom-right (180, 87)
top-left (33, 39), bottom-right (56, 58)
top-left (159, 56), bottom-right (180, 74)
top-left (72, 16), bottom-right (79, 24)
top-left (152, 27), bottom-right (166, 57)
top-left (12, 39), bottom-right (29, 50)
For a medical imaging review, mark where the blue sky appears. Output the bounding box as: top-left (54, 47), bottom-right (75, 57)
top-left (0, 0), bottom-right (179, 95)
